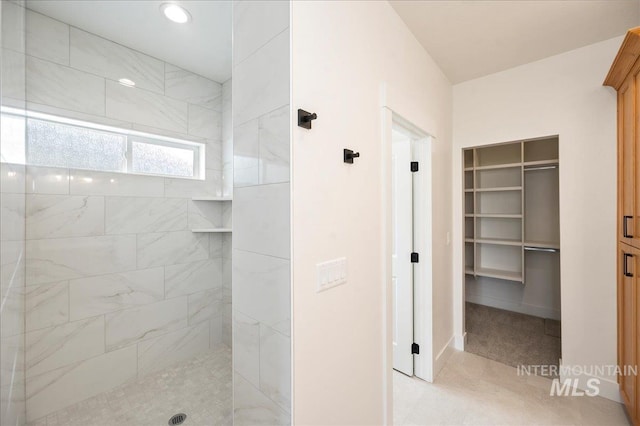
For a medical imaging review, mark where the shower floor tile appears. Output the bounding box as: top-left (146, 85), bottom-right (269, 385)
top-left (29, 346), bottom-right (232, 426)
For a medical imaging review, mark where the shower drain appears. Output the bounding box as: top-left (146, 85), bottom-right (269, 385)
top-left (168, 413), bottom-right (187, 425)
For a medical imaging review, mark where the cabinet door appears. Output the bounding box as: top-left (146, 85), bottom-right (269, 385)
top-left (620, 77), bottom-right (635, 246)
top-left (619, 243), bottom-right (637, 420)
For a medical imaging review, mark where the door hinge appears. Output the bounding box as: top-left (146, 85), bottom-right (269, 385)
top-left (410, 161), bottom-right (419, 172)
top-left (411, 252), bottom-right (419, 263)
top-left (412, 343), bottom-right (420, 354)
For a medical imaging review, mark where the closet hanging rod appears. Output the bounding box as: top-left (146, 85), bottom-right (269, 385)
top-left (524, 246), bottom-right (559, 253)
top-left (524, 165), bottom-right (558, 171)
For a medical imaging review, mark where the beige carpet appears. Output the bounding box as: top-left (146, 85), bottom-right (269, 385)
top-left (465, 302), bottom-right (561, 376)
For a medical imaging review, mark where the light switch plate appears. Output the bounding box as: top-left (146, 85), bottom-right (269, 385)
top-left (316, 257), bottom-right (347, 293)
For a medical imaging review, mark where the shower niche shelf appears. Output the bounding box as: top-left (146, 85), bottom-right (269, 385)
top-left (191, 197), bottom-right (232, 201)
top-left (190, 197), bottom-right (232, 233)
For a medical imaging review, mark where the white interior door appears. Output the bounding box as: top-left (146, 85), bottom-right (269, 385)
top-left (392, 134), bottom-right (414, 376)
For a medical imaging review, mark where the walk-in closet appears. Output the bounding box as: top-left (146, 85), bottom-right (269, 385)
top-left (463, 137), bottom-right (561, 373)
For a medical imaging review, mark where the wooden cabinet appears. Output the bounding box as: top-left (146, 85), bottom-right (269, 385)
top-left (606, 27), bottom-right (640, 426)
top-left (618, 243), bottom-right (637, 418)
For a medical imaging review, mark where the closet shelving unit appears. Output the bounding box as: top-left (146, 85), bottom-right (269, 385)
top-left (190, 197), bottom-right (233, 233)
top-left (464, 137), bottom-right (559, 283)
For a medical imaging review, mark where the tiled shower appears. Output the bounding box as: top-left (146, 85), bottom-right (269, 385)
top-left (0, 1), bottom-right (291, 425)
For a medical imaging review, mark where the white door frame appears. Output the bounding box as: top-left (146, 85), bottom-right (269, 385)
top-left (381, 106), bottom-right (434, 423)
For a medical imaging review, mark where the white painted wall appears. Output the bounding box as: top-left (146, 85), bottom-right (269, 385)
top-left (452, 37), bottom-right (622, 400)
top-left (291, 1), bottom-right (452, 424)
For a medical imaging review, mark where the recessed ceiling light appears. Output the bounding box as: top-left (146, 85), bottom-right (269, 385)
top-left (118, 78), bottom-right (136, 88)
top-left (160, 3), bottom-right (191, 24)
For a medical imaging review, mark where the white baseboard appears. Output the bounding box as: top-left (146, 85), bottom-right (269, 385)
top-left (453, 332), bottom-right (466, 351)
top-left (434, 335), bottom-right (456, 379)
top-left (558, 363), bottom-right (621, 403)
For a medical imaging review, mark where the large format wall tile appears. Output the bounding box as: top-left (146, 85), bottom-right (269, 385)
top-left (165, 259), bottom-right (222, 298)
top-left (26, 195), bottom-right (104, 240)
top-left (210, 233), bottom-right (224, 258)
top-left (233, 311), bottom-right (260, 388)
top-left (165, 64), bottom-right (222, 109)
top-left (188, 288), bottom-right (222, 325)
top-left (26, 56), bottom-right (105, 116)
top-left (25, 345), bottom-right (137, 422)
top-left (26, 235), bottom-right (136, 285)
top-left (137, 322), bottom-right (209, 376)
top-left (259, 105), bottom-right (290, 184)
top-left (233, 29), bottom-right (289, 126)
top-left (1, 163), bottom-right (26, 195)
top-left (234, 118), bottom-right (260, 188)
top-left (233, 183), bottom-right (290, 259)
top-left (1, 193), bottom-right (25, 241)
top-left (2, 48), bottom-right (26, 102)
top-left (105, 297), bottom-right (188, 351)
top-left (137, 231), bottom-right (209, 268)
top-left (188, 199), bottom-right (222, 230)
top-left (188, 104), bottom-right (221, 140)
top-left (68, 268), bottom-right (164, 320)
top-left (106, 80), bottom-right (188, 134)
top-left (234, 373), bottom-right (290, 426)
top-left (25, 316), bottom-right (104, 378)
top-left (26, 10), bottom-right (69, 66)
top-left (106, 197), bottom-right (187, 234)
top-left (26, 166), bottom-right (69, 195)
top-left (69, 169), bottom-right (164, 197)
top-left (70, 28), bottom-right (164, 94)
top-left (259, 325), bottom-right (291, 411)
top-left (2, 0), bottom-right (25, 53)
top-left (233, 1), bottom-right (289, 66)
top-left (1, 242), bottom-right (25, 338)
top-left (164, 170), bottom-right (223, 198)
top-left (25, 282), bottom-right (68, 331)
top-left (211, 315), bottom-right (223, 348)
top-left (222, 79), bottom-right (233, 197)
top-left (233, 250), bottom-right (290, 336)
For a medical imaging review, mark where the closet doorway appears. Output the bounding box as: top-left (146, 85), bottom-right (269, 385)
top-left (391, 119), bottom-right (433, 381)
top-left (463, 137), bottom-right (561, 375)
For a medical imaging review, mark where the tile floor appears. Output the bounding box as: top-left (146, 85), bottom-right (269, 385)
top-left (28, 346), bottom-right (232, 426)
top-left (394, 350), bottom-right (630, 425)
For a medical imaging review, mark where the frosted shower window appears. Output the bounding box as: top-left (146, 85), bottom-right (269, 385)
top-left (1, 108), bottom-right (205, 179)
top-left (27, 119), bottom-right (127, 172)
top-left (131, 139), bottom-right (196, 178)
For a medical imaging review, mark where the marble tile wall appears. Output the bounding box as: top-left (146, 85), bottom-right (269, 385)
top-left (1, 2), bottom-right (27, 425)
top-left (232, 2), bottom-right (291, 425)
top-left (15, 8), bottom-right (233, 422)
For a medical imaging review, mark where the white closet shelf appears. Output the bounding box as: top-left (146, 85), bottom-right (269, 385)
top-left (464, 188), bottom-right (474, 192)
top-left (475, 186), bottom-right (522, 192)
top-left (191, 228), bottom-right (232, 233)
top-left (475, 267), bottom-right (522, 282)
top-left (475, 162), bottom-right (521, 171)
top-left (524, 241), bottom-right (560, 250)
top-left (475, 238), bottom-right (522, 247)
top-left (474, 214), bottom-right (523, 219)
top-left (191, 197), bottom-right (233, 201)
top-left (465, 267), bottom-right (474, 275)
top-left (523, 159), bottom-right (558, 167)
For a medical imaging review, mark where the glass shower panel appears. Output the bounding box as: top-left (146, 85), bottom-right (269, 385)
top-left (1, 1), bottom-right (27, 425)
top-left (20, 1), bottom-right (233, 424)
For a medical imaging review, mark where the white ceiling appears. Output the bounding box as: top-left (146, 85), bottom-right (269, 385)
top-left (390, 0), bottom-right (640, 84)
top-left (26, 0), bottom-right (232, 83)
